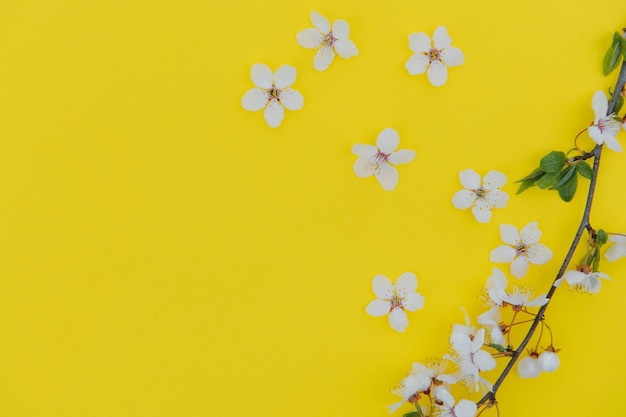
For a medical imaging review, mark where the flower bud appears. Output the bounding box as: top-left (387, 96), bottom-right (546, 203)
top-left (538, 351), bottom-right (560, 372)
top-left (517, 356), bottom-right (541, 378)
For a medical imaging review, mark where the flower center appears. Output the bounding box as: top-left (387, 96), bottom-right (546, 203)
top-left (390, 294), bottom-right (404, 310)
top-left (597, 115), bottom-right (620, 134)
top-left (365, 151), bottom-right (390, 174)
top-left (427, 48), bottom-right (442, 62)
top-left (475, 187), bottom-right (486, 198)
top-left (267, 86), bottom-right (280, 101)
top-left (321, 33), bottom-right (336, 47)
top-left (516, 243), bottom-right (528, 256)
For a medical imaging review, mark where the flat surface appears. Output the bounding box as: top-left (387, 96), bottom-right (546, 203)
top-left (0, 1), bottom-right (625, 416)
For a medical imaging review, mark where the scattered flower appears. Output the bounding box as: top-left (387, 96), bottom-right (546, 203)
top-left (365, 272), bottom-right (424, 332)
top-left (435, 389), bottom-right (477, 417)
top-left (388, 360), bottom-right (456, 413)
top-left (352, 128), bottom-right (416, 191)
top-left (489, 222), bottom-right (553, 279)
top-left (588, 91), bottom-right (622, 152)
top-left (517, 355), bottom-right (541, 378)
top-left (452, 169), bottom-right (509, 223)
top-left (605, 234), bottom-right (626, 262)
top-left (556, 268), bottom-right (611, 294)
top-left (241, 64), bottom-right (303, 128)
top-left (538, 350), bottom-right (560, 372)
top-left (405, 26), bottom-right (464, 87)
top-left (448, 327), bottom-right (496, 391)
top-left (296, 11), bottom-right (358, 71)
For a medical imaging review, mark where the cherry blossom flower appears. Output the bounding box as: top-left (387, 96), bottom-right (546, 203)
top-left (241, 64), bottom-right (303, 128)
top-left (448, 327), bottom-right (496, 391)
top-left (605, 235), bottom-right (626, 262)
top-left (485, 268), bottom-right (508, 306)
top-left (538, 350), bottom-right (560, 372)
top-left (352, 128), bottom-right (416, 191)
top-left (489, 222), bottom-right (553, 279)
top-left (476, 306), bottom-right (505, 346)
top-left (588, 91), bottom-right (622, 152)
top-left (388, 360), bottom-right (455, 413)
top-left (435, 389), bottom-right (477, 417)
top-left (296, 11), bottom-right (358, 71)
top-left (503, 286), bottom-right (549, 309)
top-left (365, 272), bottom-right (424, 332)
top-left (556, 269), bottom-right (611, 294)
top-left (388, 372), bottom-right (431, 413)
top-left (517, 355), bottom-right (541, 378)
top-left (452, 169), bottom-right (509, 223)
top-left (405, 26), bottom-right (464, 87)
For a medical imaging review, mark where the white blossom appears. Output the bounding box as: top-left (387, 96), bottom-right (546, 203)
top-left (588, 91), bottom-right (622, 152)
top-left (503, 286), bottom-right (549, 309)
top-left (296, 11), bottom-right (358, 71)
top-left (352, 128), bottom-right (416, 191)
top-left (605, 235), bottom-right (626, 262)
top-left (448, 328), bottom-right (496, 391)
top-left (485, 267), bottom-right (509, 306)
top-left (365, 272), bottom-right (424, 332)
top-left (538, 351), bottom-right (560, 372)
top-left (476, 306), bottom-right (505, 346)
top-left (388, 373), bottom-right (430, 413)
top-left (241, 64), bottom-right (303, 128)
top-left (452, 169), bottom-right (508, 223)
top-left (517, 355), bottom-right (541, 378)
top-left (388, 360), bottom-right (456, 413)
top-left (556, 269), bottom-right (611, 294)
top-left (405, 26), bottom-right (464, 87)
top-left (490, 222), bottom-right (553, 279)
top-left (435, 389), bottom-right (477, 417)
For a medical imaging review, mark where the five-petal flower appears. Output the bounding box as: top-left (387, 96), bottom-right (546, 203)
top-left (365, 272), bottom-right (425, 332)
top-left (452, 169), bottom-right (509, 223)
top-left (489, 222), bottom-right (553, 279)
top-left (352, 128), bottom-right (416, 191)
top-left (296, 11), bottom-right (358, 71)
top-left (588, 90), bottom-right (622, 151)
top-left (405, 26), bottom-right (464, 87)
top-left (556, 269), bottom-right (611, 294)
top-left (241, 64), bottom-right (304, 128)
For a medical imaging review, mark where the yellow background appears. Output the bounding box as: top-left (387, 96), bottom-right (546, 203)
top-left (1, 1), bottom-right (625, 416)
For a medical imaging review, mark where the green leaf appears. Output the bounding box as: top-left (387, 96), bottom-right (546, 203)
top-left (615, 95), bottom-right (624, 114)
top-left (592, 251), bottom-right (600, 272)
top-left (539, 151), bottom-right (566, 173)
top-left (576, 161), bottom-right (593, 179)
top-left (516, 168), bottom-right (545, 183)
top-left (603, 33), bottom-right (623, 76)
top-left (535, 171), bottom-right (560, 189)
top-left (489, 343), bottom-right (506, 352)
top-left (403, 412), bottom-right (420, 417)
top-left (622, 35), bottom-right (626, 61)
top-left (557, 173), bottom-right (578, 202)
top-left (517, 179), bottom-right (536, 194)
top-left (597, 229), bottom-right (608, 246)
top-left (552, 166), bottom-right (576, 190)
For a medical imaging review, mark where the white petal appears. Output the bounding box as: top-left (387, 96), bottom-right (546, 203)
top-left (605, 241), bottom-right (626, 262)
top-left (310, 11), bottom-right (330, 34)
top-left (241, 88), bottom-right (267, 111)
top-left (455, 400), bottom-right (477, 417)
top-left (520, 221), bottom-right (541, 245)
top-left (314, 46), bottom-right (335, 71)
top-left (334, 38), bottom-right (358, 59)
top-left (587, 276), bottom-right (602, 293)
top-left (510, 256), bottom-right (529, 279)
top-left (375, 163), bottom-right (399, 191)
top-left (433, 26), bottom-right (452, 49)
top-left (499, 224), bottom-right (520, 245)
top-left (459, 168), bottom-right (481, 189)
top-left (388, 149), bottom-right (416, 165)
top-left (405, 54), bottom-right (430, 75)
top-left (353, 158), bottom-right (374, 178)
top-left (435, 389), bottom-right (455, 408)
top-left (404, 293), bottom-right (425, 312)
top-left (331, 19), bottom-right (350, 39)
top-left (273, 65), bottom-right (296, 89)
top-left (427, 60), bottom-right (448, 86)
top-left (473, 350), bottom-right (497, 371)
top-left (452, 190), bottom-right (476, 209)
top-left (483, 170), bottom-right (507, 189)
top-left (263, 100), bottom-right (284, 128)
top-left (395, 272), bottom-right (418, 295)
top-left (485, 189), bottom-right (509, 209)
top-left (471, 198), bottom-right (492, 223)
top-left (525, 294), bottom-right (549, 307)
top-left (389, 308), bottom-right (409, 332)
top-left (603, 133), bottom-right (623, 152)
top-left (592, 90), bottom-right (608, 119)
top-left (279, 88), bottom-right (303, 110)
top-left (441, 46), bottom-right (464, 67)
top-left (489, 245), bottom-right (517, 263)
top-left (250, 63), bottom-right (273, 89)
top-left (538, 351), bottom-right (560, 372)
top-left (564, 270), bottom-right (586, 285)
top-left (527, 243), bottom-right (552, 265)
top-left (366, 299), bottom-right (390, 317)
top-left (408, 32), bottom-right (431, 53)
top-left (588, 125), bottom-right (604, 145)
top-left (296, 28), bottom-right (323, 49)
top-left (351, 143), bottom-right (377, 158)
top-left (372, 274), bottom-right (393, 299)
top-left (517, 356), bottom-right (540, 378)
top-left (376, 128), bottom-right (400, 153)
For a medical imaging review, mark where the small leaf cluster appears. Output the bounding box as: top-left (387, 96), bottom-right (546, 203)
top-left (581, 228), bottom-right (608, 272)
top-left (516, 151), bottom-right (593, 202)
top-left (603, 30), bottom-right (626, 77)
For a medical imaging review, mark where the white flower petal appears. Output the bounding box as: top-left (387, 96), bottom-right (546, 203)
top-left (296, 28), bottom-right (323, 49)
top-left (433, 26), bottom-right (452, 49)
top-left (389, 308), bottom-right (409, 332)
top-left (404, 293), bottom-right (425, 312)
top-left (273, 65), bottom-right (296, 89)
top-left (527, 243), bottom-right (552, 265)
top-left (353, 158), bottom-right (374, 178)
top-left (331, 19), bottom-right (350, 40)
top-left (485, 189), bottom-right (509, 209)
top-left (471, 198), bottom-right (492, 223)
top-left (520, 221), bottom-right (541, 245)
top-left (459, 168), bottom-right (481, 189)
top-left (588, 125), bottom-right (604, 145)
top-left (455, 400), bottom-right (477, 417)
top-left (564, 270), bottom-right (585, 285)
top-left (314, 46), bottom-right (335, 71)
top-left (388, 149), bottom-right (416, 165)
top-left (351, 143), bottom-right (377, 158)
top-left (510, 256), bottom-right (529, 279)
top-left (241, 88), bottom-right (267, 111)
top-left (279, 88), bottom-right (303, 110)
top-left (375, 163), bottom-right (399, 191)
top-left (395, 272), bottom-right (418, 295)
top-left (376, 128), bottom-right (400, 153)
top-left (310, 11), bottom-right (330, 34)
top-left (263, 100), bottom-right (284, 128)
top-left (473, 350), bottom-right (496, 371)
top-left (525, 294), bottom-right (549, 307)
top-left (366, 299), bottom-right (390, 317)
top-left (405, 54), bottom-right (430, 75)
top-left (441, 46), bottom-right (464, 67)
top-left (603, 133), bottom-right (623, 152)
top-left (334, 38), bottom-right (358, 59)
top-left (427, 60), bottom-right (448, 86)
top-left (499, 224), bottom-right (520, 245)
top-left (517, 356), bottom-right (540, 378)
top-left (452, 190), bottom-right (476, 209)
top-left (587, 276), bottom-right (602, 293)
top-left (408, 32), bottom-right (431, 53)
top-left (489, 245), bottom-right (517, 263)
top-left (605, 239), bottom-right (626, 262)
top-left (538, 351), bottom-right (560, 372)
top-left (592, 90), bottom-right (608, 120)
top-left (483, 170), bottom-right (507, 189)
top-left (372, 274), bottom-right (394, 299)
top-left (435, 389), bottom-right (455, 408)
top-left (251, 63), bottom-right (273, 89)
